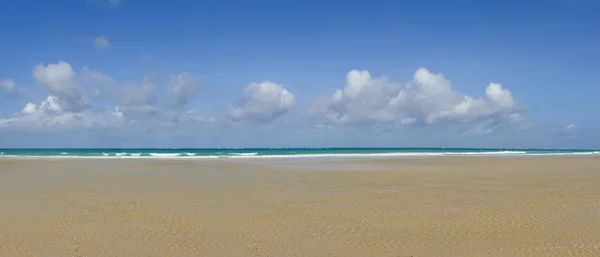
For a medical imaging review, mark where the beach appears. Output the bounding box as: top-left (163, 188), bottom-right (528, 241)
top-left (1, 157), bottom-right (599, 256)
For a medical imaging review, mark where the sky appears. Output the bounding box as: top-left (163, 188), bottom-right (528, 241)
top-left (0, 0), bottom-right (599, 148)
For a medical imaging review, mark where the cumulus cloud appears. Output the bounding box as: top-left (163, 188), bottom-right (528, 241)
top-left (22, 95), bottom-right (63, 114)
top-left (228, 81), bottom-right (296, 123)
top-left (1, 79), bottom-right (18, 95)
top-left (167, 73), bottom-right (200, 107)
top-left (316, 68), bottom-right (524, 132)
top-left (0, 61), bottom-right (220, 145)
top-left (4, 61), bottom-right (161, 131)
top-left (33, 61), bottom-right (87, 112)
top-left (94, 36), bottom-right (110, 50)
top-left (0, 96), bottom-right (212, 137)
top-left (0, 94), bottom-right (125, 133)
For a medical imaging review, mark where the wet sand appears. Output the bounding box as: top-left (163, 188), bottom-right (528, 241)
top-left (1, 157), bottom-right (599, 256)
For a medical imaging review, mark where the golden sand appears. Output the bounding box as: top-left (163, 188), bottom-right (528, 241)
top-left (1, 157), bottom-right (599, 256)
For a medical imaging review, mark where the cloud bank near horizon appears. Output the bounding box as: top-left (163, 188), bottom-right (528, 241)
top-left (0, 60), bottom-right (584, 148)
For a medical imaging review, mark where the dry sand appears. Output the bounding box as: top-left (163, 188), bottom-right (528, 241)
top-left (1, 157), bottom-right (599, 256)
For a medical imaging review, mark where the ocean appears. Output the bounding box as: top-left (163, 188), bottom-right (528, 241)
top-left (0, 148), bottom-right (598, 159)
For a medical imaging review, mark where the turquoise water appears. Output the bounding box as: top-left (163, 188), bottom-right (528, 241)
top-left (0, 148), bottom-right (598, 159)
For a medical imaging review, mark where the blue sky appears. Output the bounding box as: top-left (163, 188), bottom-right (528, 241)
top-left (0, 0), bottom-right (599, 148)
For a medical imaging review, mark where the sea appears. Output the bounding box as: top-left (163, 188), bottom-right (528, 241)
top-left (0, 148), bottom-right (598, 159)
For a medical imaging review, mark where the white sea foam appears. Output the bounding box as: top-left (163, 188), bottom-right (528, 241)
top-left (131, 153), bottom-right (142, 156)
top-left (443, 151), bottom-right (528, 155)
top-left (60, 152), bottom-right (68, 155)
top-left (526, 151), bottom-right (600, 156)
top-left (184, 153), bottom-right (196, 156)
top-left (229, 152), bottom-right (259, 156)
top-left (149, 153), bottom-right (181, 157)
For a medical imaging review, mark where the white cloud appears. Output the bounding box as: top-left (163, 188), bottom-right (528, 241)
top-left (316, 68), bottom-right (524, 130)
top-left (21, 95), bottom-right (63, 114)
top-left (0, 94), bottom-right (124, 133)
top-left (485, 82), bottom-right (515, 108)
top-left (167, 73), bottom-right (200, 107)
top-left (1, 96), bottom-right (215, 136)
top-left (21, 103), bottom-right (37, 114)
top-left (228, 81), bottom-right (296, 123)
top-left (26, 61), bottom-right (161, 121)
top-left (115, 104), bottom-right (158, 117)
top-left (1, 79), bottom-right (17, 94)
top-left (0, 62), bottom-right (217, 142)
top-left (94, 36), bottom-right (110, 50)
top-left (33, 61), bottom-right (87, 111)
top-left (400, 117), bottom-right (417, 125)
top-left (563, 123), bottom-right (577, 134)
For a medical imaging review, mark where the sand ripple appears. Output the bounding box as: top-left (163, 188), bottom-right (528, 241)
top-left (1, 157), bottom-right (600, 256)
